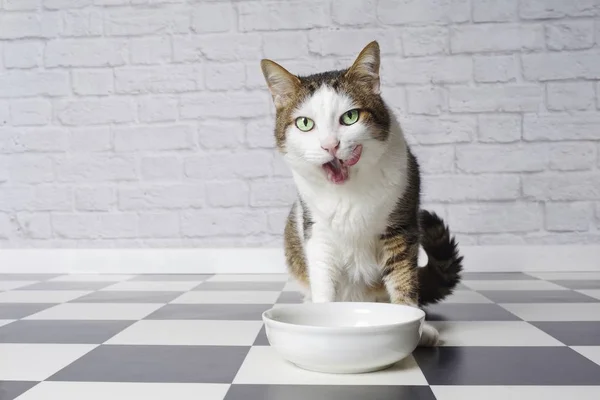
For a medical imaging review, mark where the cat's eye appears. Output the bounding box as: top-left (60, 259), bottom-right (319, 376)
top-left (295, 116), bottom-right (315, 132)
top-left (340, 109), bottom-right (360, 125)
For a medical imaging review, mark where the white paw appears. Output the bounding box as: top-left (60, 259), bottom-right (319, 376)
top-left (418, 323), bottom-right (439, 347)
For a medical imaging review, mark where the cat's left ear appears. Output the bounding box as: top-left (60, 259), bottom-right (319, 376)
top-left (261, 59), bottom-right (301, 110)
top-left (346, 41), bottom-right (381, 94)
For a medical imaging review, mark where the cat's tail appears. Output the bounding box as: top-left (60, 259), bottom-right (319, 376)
top-left (417, 210), bottom-right (464, 306)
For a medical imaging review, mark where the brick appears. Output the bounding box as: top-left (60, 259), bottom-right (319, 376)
top-left (3, 40), bottom-right (43, 69)
top-left (520, 0), bottom-right (599, 19)
top-left (377, 0), bottom-right (469, 24)
top-left (473, 55), bottom-right (517, 83)
top-left (0, 156), bottom-right (7, 182)
top-left (265, 59), bottom-right (337, 78)
top-left (69, 127), bottom-right (111, 152)
top-left (14, 213), bottom-right (52, 239)
top-left (45, 39), bottom-right (127, 67)
top-left (250, 179), bottom-right (296, 207)
top-left (382, 56), bottom-right (472, 85)
top-left (138, 212), bottom-right (179, 238)
top-left (523, 232), bottom-right (600, 245)
top-left (401, 27), bottom-right (448, 57)
top-left (524, 113), bottom-right (600, 141)
top-left (0, 127), bottom-right (68, 153)
top-left (239, 1), bottom-right (329, 31)
top-left (451, 24), bottom-right (544, 53)
top-left (523, 172), bottom-right (600, 200)
top-left (272, 154), bottom-right (292, 178)
top-left (75, 187), bottom-right (114, 211)
top-left (10, 99), bottom-right (51, 126)
top-left (0, 186), bottom-right (72, 212)
top-left (114, 124), bottom-right (195, 152)
top-left (266, 208), bottom-right (289, 235)
top-left (44, 0), bottom-right (91, 8)
top-left (401, 115), bottom-right (475, 144)
top-left (0, 70), bottom-right (69, 98)
top-left (8, 154), bottom-right (54, 183)
top-left (72, 69), bottom-right (114, 95)
top-left (478, 114), bottom-right (521, 143)
top-left (56, 155), bottom-right (137, 182)
top-left (53, 213), bottom-right (138, 239)
top-left (548, 142), bottom-right (595, 171)
top-left (0, 213), bottom-right (11, 238)
top-left (308, 29), bottom-right (401, 56)
top-left (130, 36), bottom-right (171, 65)
top-left (62, 9), bottom-right (103, 37)
top-left (0, 102), bottom-right (8, 126)
top-left (406, 86), bottom-right (446, 115)
top-left (263, 32), bottom-right (308, 59)
top-left (546, 21), bottom-right (594, 50)
top-left (191, 2), bottom-right (234, 33)
top-left (0, 12), bottom-right (60, 39)
top-left (449, 85), bottom-right (543, 112)
top-left (56, 98), bottom-right (135, 126)
top-left (546, 82), bottom-right (595, 111)
top-left (115, 65), bottom-right (202, 93)
top-left (141, 156), bottom-right (182, 181)
top-left (181, 210), bottom-right (267, 237)
top-left (193, 34), bottom-right (262, 61)
top-left (331, 0), bottom-right (376, 26)
top-left (118, 185), bottom-right (204, 210)
top-left (412, 146), bottom-right (454, 174)
top-left (448, 203), bottom-right (542, 233)
top-left (382, 87), bottom-right (407, 116)
top-left (3, 0), bottom-right (40, 10)
top-left (457, 144), bottom-right (547, 173)
top-left (546, 202), bottom-right (592, 232)
top-left (198, 120), bottom-right (244, 149)
top-left (138, 97), bottom-right (178, 123)
top-left (423, 175), bottom-right (520, 202)
top-left (180, 92), bottom-right (271, 119)
top-left (206, 180), bottom-right (250, 207)
top-left (522, 51), bottom-right (600, 81)
top-left (205, 63), bottom-right (245, 90)
top-left (104, 8), bottom-right (189, 36)
top-left (472, 0), bottom-right (518, 22)
top-left (246, 119), bottom-right (276, 149)
top-left (185, 151), bottom-right (273, 180)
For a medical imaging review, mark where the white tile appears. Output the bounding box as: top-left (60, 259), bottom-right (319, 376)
top-left (578, 289), bottom-right (600, 300)
top-left (0, 290), bottom-right (91, 303)
top-left (14, 382), bottom-right (229, 400)
top-left (0, 343), bottom-right (96, 381)
top-left (500, 303), bottom-right (600, 321)
top-left (106, 320), bottom-right (263, 346)
top-left (51, 274), bottom-right (135, 282)
top-left (283, 280), bottom-right (306, 292)
top-left (101, 281), bottom-right (200, 292)
top-left (572, 346), bottom-right (600, 366)
top-left (432, 385), bottom-right (600, 400)
top-left (25, 303), bottom-right (163, 321)
top-left (431, 321), bottom-right (563, 346)
top-left (207, 274), bottom-right (289, 283)
top-left (0, 319), bottom-right (15, 328)
top-left (171, 291), bottom-right (280, 304)
top-left (444, 290), bottom-right (493, 304)
top-left (462, 280), bottom-right (567, 291)
top-left (0, 281), bottom-right (38, 291)
top-left (526, 272), bottom-right (600, 280)
top-left (233, 346), bottom-right (427, 385)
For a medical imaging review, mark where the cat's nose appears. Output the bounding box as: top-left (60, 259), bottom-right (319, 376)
top-left (321, 138), bottom-right (340, 156)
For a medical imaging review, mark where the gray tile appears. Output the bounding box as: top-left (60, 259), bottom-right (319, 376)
top-left (0, 304), bottom-right (54, 319)
top-left (146, 304), bottom-right (272, 320)
top-left (551, 280), bottom-right (600, 290)
top-left (276, 291), bottom-right (303, 304)
top-left (480, 290), bottom-right (599, 303)
top-left (49, 345), bottom-right (249, 383)
top-left (462, 272), bottom-right (538, 281)
top-left (532, 322), bottom-right (600, 346)
top-left (71, 291), bottom-right (182, 303)
top-left (0, 274), bottom-right (58, 281)
top-left (194, 282), bottom-right (286, 291)
top-left (225, 385), bottom-right (436, 400)
top-left (18, 281), bottom-right (113, 291)
top-left (253, 326), bottom-right (269, 346)
top-left (129, 274), bottom-right (213, 282)
top-left (424, 304), bottom-right (521, 321)
top-left (414, 347), bottom-right (600, 385)
top-left (0, 381), bottom-right (38, 400)
top-left (0, 321), bottom-right (134, 344)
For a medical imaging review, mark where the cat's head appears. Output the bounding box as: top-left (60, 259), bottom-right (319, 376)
top-left (261, 41), bottom-right (391, 185)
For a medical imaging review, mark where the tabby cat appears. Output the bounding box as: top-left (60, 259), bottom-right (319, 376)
top-left (260, 41), bottom-right (463, 346)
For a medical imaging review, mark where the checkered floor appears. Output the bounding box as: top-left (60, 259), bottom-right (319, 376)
top-left (1, 272), bottom-right (600, 399)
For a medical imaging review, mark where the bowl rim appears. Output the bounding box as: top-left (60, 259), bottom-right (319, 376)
top-left (262, 302), bottom-right (426, 334)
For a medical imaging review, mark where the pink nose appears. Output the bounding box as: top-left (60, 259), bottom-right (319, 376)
top-left (321, 139), bottom-right (340, 156)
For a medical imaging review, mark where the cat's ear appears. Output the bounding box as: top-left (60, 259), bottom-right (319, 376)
top-left (261, 59), bottom-right (301, 109)
top-left (346, 41), bottom-right (381, 94)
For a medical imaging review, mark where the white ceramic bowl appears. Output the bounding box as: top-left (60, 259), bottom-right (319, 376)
top-left (262, 302), bottom-right (425, 374)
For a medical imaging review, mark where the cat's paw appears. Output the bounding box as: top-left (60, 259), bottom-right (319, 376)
top-left (418, 323), bottom-right (439, 347)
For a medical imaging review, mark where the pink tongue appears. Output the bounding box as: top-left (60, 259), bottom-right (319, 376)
top-left (346, 144), bottom-right (363, 166)
top-left (323, 160), bottom-right (348, 184)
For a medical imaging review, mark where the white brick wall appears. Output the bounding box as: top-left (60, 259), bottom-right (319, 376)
top-left (0, 0), bottom-right (599, 247)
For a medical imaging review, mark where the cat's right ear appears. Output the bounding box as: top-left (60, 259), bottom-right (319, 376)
top-left (261, 59), bottom-right (300, 110)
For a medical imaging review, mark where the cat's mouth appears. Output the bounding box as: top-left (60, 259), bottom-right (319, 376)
top-left (322, 145), bottom-right (363, 184)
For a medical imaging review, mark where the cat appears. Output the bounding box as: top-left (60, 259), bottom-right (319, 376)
top-left (260, 41), bottom-right (463, 346)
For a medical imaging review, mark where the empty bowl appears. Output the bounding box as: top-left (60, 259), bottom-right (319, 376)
top-left (262, 302), bottom-right (425, 374)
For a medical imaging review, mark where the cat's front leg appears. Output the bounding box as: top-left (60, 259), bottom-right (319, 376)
top-left (305, 229), bottom-right (339, 303)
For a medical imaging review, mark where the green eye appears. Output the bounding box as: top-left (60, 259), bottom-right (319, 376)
top-left (341, 109), bottom-right (360, 125)
top-left (295, 116), bottom-right (315, 132)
